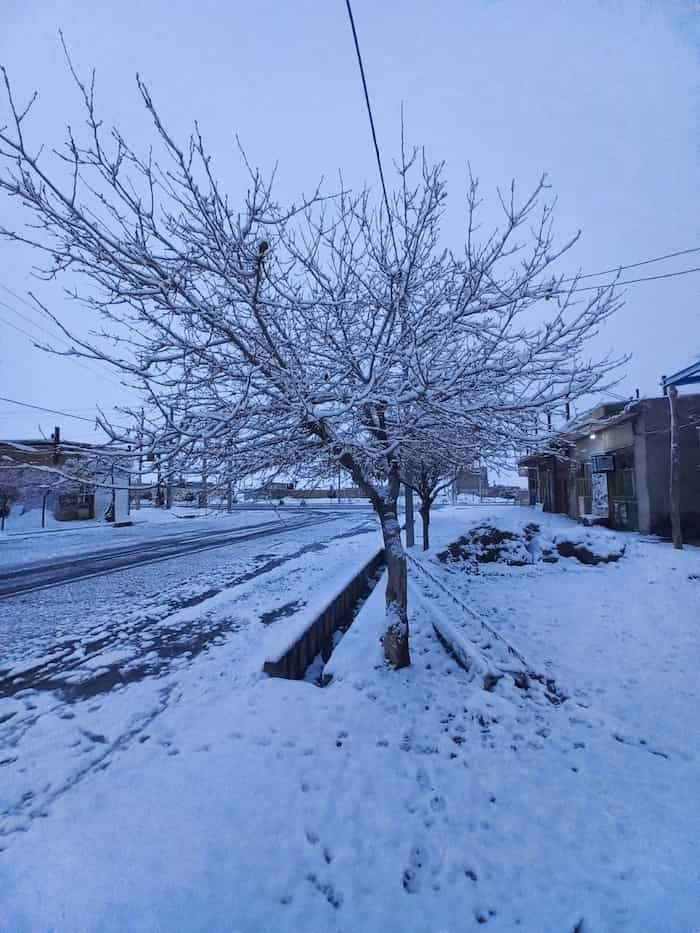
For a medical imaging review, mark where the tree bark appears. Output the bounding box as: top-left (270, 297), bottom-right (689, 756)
top-left (334, 448), bottom-right (411, 669)
top-left (378, 502), bottom-right (411, 669)
top-left (668, 384), bottom-right (683, 549)
top-left (420, 500), bottom-right (431, 550)
top-left (404, 481), bottom-right (415, 548)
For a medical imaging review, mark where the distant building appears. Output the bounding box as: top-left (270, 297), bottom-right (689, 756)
top-left (455, 465), bottom-right (488, 495)
top-left (519, 395), bottom-right (700, 536)
top-left (243, 481), bottom-right (368, 501)
top-left (0, 433), bottom-right (132, 524)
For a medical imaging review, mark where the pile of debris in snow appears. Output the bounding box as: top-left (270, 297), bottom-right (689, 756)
top-left (437, 521), bottom-right (625, 570)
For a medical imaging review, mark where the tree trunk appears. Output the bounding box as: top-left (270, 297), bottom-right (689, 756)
top-left (668, 384), bottom-right (683, 549)
top-left (420, 499), bottom-right (431, 550)
top-left (333, 448), bottom-right (411, 669)
top-left (378, 503), bottom-right (411, 669)
top-left (404, 481), bottom-right (415, 548)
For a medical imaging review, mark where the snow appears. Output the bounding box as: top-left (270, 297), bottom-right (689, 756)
top-left (0, 504), bottom-right (351, 573)
top-left (1, 505), bottom-right (699, 931)
top-left (263, 546), bottom-right (383, 665)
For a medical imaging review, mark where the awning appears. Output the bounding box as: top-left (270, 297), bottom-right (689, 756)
top-left (663, 360), bottom-right (700, 389)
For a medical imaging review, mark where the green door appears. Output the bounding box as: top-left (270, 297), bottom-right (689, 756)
top-left (607, 448), bottom-right (638, 531)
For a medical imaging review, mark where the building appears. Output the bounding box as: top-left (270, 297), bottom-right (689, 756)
top-left (0, 432), bottom-right (132, 526)
top-left (455, 465), bottom-right (489, 496)
top-left (519, 394), bottom-right (700, 536)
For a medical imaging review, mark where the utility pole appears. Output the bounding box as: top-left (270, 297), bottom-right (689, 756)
top-left (135, 408), bottom-right (144, 510)
top-left (51, 426), bottom-right (61, 464)
top-left (41, 487), bottom-right (51, 528)
top-left (668, 383), bottom-right (683, 549)
top-left (200, 446), bottom-right (209, 511)
top-left (156, 457), bottom-right (164, 508)
top-left (165, 406), bottom-right (174, 510)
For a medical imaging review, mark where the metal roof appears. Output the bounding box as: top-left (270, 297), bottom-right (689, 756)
top-left (662, 360), bottom-right (700, 389)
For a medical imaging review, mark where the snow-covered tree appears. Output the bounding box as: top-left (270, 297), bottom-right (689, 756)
top-left (0, 62), bottom-right (624, 667)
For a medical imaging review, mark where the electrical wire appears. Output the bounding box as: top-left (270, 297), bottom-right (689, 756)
top-left (0, 302), bottom-right (126, 390)
top-left (561, 245), bottom-right (700, 282)
top-left (343, 0), bottom-right (400, 264)
top-left (0, 285), bottom-right (127, 389)
top-left (0, 395), bottom-right (97, 423)
top-left (556, 264), bottom-right (700, 293)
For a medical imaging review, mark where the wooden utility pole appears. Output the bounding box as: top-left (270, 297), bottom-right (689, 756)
top-left (165, 406), bottom-right (174, 510)
top-left (135, 408), bottom-right (144, 510)
top-left (668, 383), bottom-right (683, 549)
top-left (200, 447), bottom-right (209, 511)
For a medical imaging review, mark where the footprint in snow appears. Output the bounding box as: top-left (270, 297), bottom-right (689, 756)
top-left (402, 845), bottom-right (429, 894)
top-left (306, 873), bottom-right (343, 909)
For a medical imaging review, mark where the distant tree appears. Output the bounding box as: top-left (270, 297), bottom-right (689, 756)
top-left (0, 60), bottom-right (624, 666)
top-left (0, 476), bottom-right (19, 530)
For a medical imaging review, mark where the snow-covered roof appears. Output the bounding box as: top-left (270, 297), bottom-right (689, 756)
top-left (0, 439), bottom-right (131, 456)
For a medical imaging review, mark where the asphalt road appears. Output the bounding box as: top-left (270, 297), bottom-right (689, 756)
top-left (0, 511), bottom-right (343, 600)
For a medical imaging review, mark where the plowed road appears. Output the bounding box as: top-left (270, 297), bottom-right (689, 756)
top-left (0, 512), bottom-right (342, 599)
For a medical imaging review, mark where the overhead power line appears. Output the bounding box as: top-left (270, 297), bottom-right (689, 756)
top-left (0, 311), bottom-right (123, 389)
top-left (0, 299), bottom-right (126, 390)
top-left (0, 296), bottom-right (59, 335)
top-left (343, 0), bottom-right (399, 264)
top-left (0, 395), bottom-right (97, 423)
top-left (0, 395), bottom-right (135, 434)
top-left (561, 245), bottom-right (700, 283)
top-left (561, 264), bottom-right (700, 293)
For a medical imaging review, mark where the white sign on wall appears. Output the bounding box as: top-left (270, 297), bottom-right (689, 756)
top-left (592, 472), bottom-right (609, 518)
top-left (112, 465), bottom-right (130, 523)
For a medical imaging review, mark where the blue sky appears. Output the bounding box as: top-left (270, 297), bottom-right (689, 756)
top-left (1, 0), bottom-right (698, 442)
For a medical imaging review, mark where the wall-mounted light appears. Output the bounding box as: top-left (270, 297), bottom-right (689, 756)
top-left (589, 433), bottom-right (597, 440)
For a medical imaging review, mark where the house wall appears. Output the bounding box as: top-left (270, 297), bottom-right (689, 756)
top-left (571, 397), bottom-right (700, 536)
top-left (574, 421), bottom-right (635, 460)
top-left (573, 421), bottom-right (643, 525)
top-left (520, 395), bottom-right (700, 536)
top-left (0, 460), bottom-right (88, 519)
top-left (640, 396), bottom-right (700, 537)
top-left (0, 444), bottom-right (133, 523)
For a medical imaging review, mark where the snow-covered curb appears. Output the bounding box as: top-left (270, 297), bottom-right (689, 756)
top-left (263, 549), bottom-right (384, 670)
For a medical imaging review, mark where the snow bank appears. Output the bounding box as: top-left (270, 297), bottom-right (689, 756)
top-left (1, 505), bottom-right (699, 932)
top-left (323, 568), bottom-right (387, 681)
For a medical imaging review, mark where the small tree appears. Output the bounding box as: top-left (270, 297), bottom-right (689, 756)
top-left (0, 61), bottom-right (623, 666)
top-left (0, 481), bottom-right (19, 530)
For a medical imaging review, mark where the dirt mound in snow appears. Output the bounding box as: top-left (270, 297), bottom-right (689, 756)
top-left (437, 522), bottom-right (625, 569)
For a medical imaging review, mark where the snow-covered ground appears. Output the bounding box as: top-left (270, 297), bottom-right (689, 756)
top-left (0, 502), bottom-right (221, 538)
top-left (1, 505), bottom-right (698, 932)
top-left (0, 503), bottom-right (370, 573)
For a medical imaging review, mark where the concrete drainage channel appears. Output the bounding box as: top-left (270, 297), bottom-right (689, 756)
top-left (263, 550), bottom-right (385, 684)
